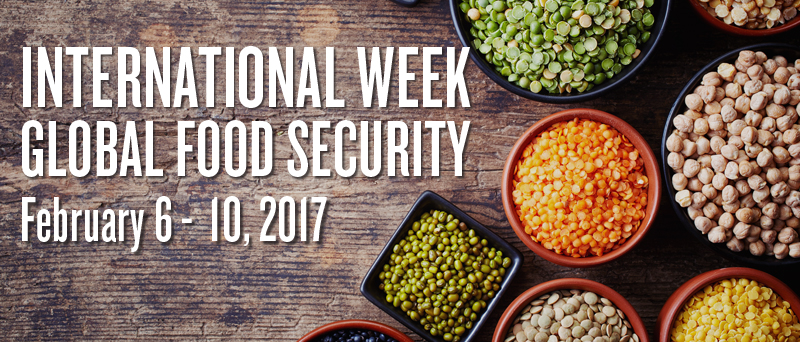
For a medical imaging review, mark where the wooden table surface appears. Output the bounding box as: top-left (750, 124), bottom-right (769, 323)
top-left (1, 0), bottom-right (799, 341)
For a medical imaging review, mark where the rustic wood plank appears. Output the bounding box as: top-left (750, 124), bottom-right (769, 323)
top-left (1, 0), bottom-right (799, 341)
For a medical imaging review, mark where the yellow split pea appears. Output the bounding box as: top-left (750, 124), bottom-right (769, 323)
top-left (671, 278), bottom-right (800, 342)
top-left (512, 118), bottom-right (649, 258)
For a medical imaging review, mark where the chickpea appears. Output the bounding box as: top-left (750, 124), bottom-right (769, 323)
top-left (744, 79), bottom-right (763, 96)
top-left (696, 137), bottom-right (711, 155)
top-left (688, 178), bottom-right (704, 192)
top-left (762, 84), bottom-right (777, 100)
top-left (667, 152), bottom-right (685, 170)
top-left (740, 127), bottom-right (758, 145)
top-left (792, 92), bottom-right (800, 106)
top-left (683, 159), bottom-right (701, 178)
top-left (722, 200), bottom-right (740, 214)
top-left (738, 51), bottom-right (757, 68)
top-left (733, 222), bottom-right (752, 239)
top-left (774, 67), bottom-right (791, 85)
top-left (727, 237), bottom-right (745, 252)
top-left (704, 202), bottom-right (722, 219)
top-left (757, 129), bottom-right (775, 146)
top-left (763, 59), bottom-right (778, 75)
top-left (712, 172), bottom-right (728, 190)
top-left (694, 118), bottom-right (710, 135)
top-left (757, 149), bottom-right (775, 167)
top-left (673, 114), bottom-right (694, 133)
top-left (710, 137), bottom-right (727, 155)
top-left (766, 103), bottom-right (786, 119)
top-left (772, 131), bottom-right (786, 148)
top-left (783, 130), bottom-right (799, 145)
top-left (719, 62), bottom-right (738, 80)
top-left (691, 192), bottom-right (708, 209)
top-left (749, 240), bottom-right (766, 256)
top-left (761, 216), bottom-right (776, 232)
top-left (698, 155), bottom-right (712, 168)
top-left (744, 111), bottom-right (763, 127)
top-left (773, 242), bottom-right (789, 259)
top-left (737, 160), bottom-right (755, 178)
top-left (773, 146), bottom-right (791, 164)
top-left (747, 176), bottom-right (766, 193)
top-left (789, 144), bottom-right (800, 158)
top-left (687, 110), bottom-right (705, 120)
top-left (694, 216), bottom-right (715, 234)
top-left (699, 85), bottom-right (716, 104)
top-left (703, 72), bottom-right (723, 87)
top-left (737, 208), bottom-right (758, 224)
top-left (775, 56), bottom-right (788, 68)
top-left (744, 143), bottom-right (763, 158)
top-left (688, 206), bottom-right (704, 220)
top-left (736, 179), bottom-right (751, 195)
top-left (720, 97), bottom-right (736, 109)
top-left (735, 96), bottom-right (751, 115)
top-left (753, 187), bottom-right (771, 204)
top-left (787, 217), bottom-right (800, 229)
top-left (702, 183), bottom-right (718, 200)
top-left (750, 92), bottom-right (768, 111)
top-left (788, 242), bottom-right (800, 258)
top-left (780, 205), bottom-right (794, 220)
top-left (761, 73), bottom-right (772, 86)
top-left (729, 135), bottom-right (745, 150)
top-left (720, 144), bottom-right (739, 160)
top-left (790, 165), bottom-right (800, 181)
top-left (748, 64), bottom-right (765, 80)
top-left (788, 74), bottom-right (800, 90)
top-left (685, 93), bottom-right (704, 111)
top-left (707, 114), bottom-right (724, 132)
top-left (776, 115), bottom-right (795, 132)
top-left (778, 227), bottom-right (798, 244)
top-left (672, 173), bottom-right (689, 191)
top-left (666, 133), bottom-right (683, 153)
top-left (706, 101), bottom-right (723, 115)
top-left (735, 72), bottom-right (750, 86)
top-left (723, 106), bottom-right (740, 124)
top-left (708, 226), bottom-right (728, 244)
top-left (726, 82), bottom-right (743, 98)
top-left (698, 168), bottom-right (715, 185)
top-left (721, 185), bottom-right (738, 204)
top-left (682, 140), bottom-right (698, 157)
top-left (771, 182), bottom-right (790, 199)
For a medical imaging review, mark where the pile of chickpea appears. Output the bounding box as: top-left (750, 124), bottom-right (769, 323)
top-left (666, 50), bottom-right (800, 259)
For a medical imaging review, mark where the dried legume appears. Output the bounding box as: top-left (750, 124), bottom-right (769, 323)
top-left (504, 289), bottom-right (641, 342)
top-left (697, 0), bottom-right (798, 30)
top-left (512, 118), bottom-right (649, 257)
top-left (315, 329), bottom-right (400, 342)
top-left (671, 278), bottom-right (800, 342)
top-left (378, 210), bottom-right (509, 341)
top-left (667, 50), bottom-right (800, 260)
top-left (458, 0), bottom-right (656, 94)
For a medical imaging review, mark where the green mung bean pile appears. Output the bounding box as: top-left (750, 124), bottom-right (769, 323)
top-left (378, 210), bottom-right (510, 341)
top-left (458, 0), bottom-right (656, 94)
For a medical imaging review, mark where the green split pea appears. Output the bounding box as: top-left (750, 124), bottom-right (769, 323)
top-left (460, 0), bottom-right (656, 94)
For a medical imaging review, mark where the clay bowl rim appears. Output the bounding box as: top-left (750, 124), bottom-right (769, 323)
top-left (501, 108), bottom-right (662, 268)
top-left (297, 319), bottom-right (414, 342)
top-left (656, 267), bottom-right (800, 341)
top-left (491, 278), bottom-right (650, 342)
top-left (686, 0), bottom-right (800, 36)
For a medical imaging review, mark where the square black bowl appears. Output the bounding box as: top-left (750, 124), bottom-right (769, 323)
top-left (360, 190), bottom-right (523, 342)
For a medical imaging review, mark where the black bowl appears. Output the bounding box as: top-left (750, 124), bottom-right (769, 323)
top-left (360, 191), bottom-right (523, 342)
top-left (449, 0), bottom-right (671, 103)
top-left (661, 43), bottom-right (800, 268)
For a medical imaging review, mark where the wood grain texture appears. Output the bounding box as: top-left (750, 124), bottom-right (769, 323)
top-left (1, 0), bottom-right (799, 341)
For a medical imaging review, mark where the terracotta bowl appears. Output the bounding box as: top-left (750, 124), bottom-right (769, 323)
top-left (657, 267), bottom-right (800, 341)
top-left (688, 0), bottom-right (800, 36)
top-left (501, 108), bottom-right (662, 267)
top-left (297, 320), bottom-right (414, 342)
top-left (492, 278), bottom-right (649, 342)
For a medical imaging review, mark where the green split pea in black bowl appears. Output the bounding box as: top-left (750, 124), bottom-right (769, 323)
top-left (450, 0), bottom-right (671, 103)
top-left (361, 191), bottom-right (522, 342)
